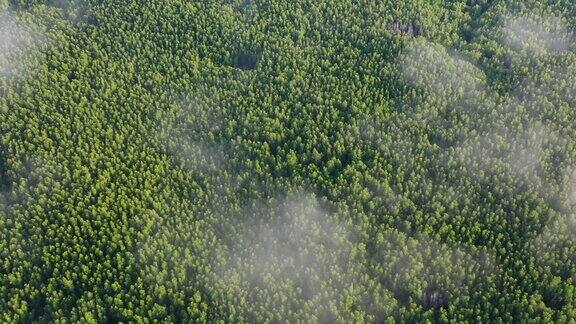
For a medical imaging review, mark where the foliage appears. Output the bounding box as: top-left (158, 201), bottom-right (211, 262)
top-left (0, 0), bottom-right (575, 322)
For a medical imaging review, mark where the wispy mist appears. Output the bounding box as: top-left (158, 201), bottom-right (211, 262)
top-left (0, 13), bottom-right (45, 78)
top-left (502, 15), bottom-right (574, 56)
top-left (399, 39), bottom-right (489, 106)
top-left (371, 228), bottom-right (499, 312)
top-left (564, 167), bottom-right (576, 207)
top-left (210, 192), bottom-right (379, 321)
top-left (362, 15), bottom-right (576, 311)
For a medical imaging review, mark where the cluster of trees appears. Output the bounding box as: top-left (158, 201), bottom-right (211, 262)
top-left (0, 0), bottom-right (575, 322)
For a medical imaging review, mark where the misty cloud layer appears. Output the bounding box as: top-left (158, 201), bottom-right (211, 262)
top-left (371, 228), bottom-right (499, 309)
top-left (400, 39), bottom-right (488, 106)
top-left (361, 14), bottom-right (576, 303)
top-left (208, 192), bottom-right (499, 319)
top-left (502, 15), bottom-right (575, 56)
top-left (209, 192), bottom-right (379, 321)
top-left (393, 11), bottom-right (576, 208)
top-left (0, 13), bottom-right (45, 78)
top-left (564, 167), bottom-right (576, 207)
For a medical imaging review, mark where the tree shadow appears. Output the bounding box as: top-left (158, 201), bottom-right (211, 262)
top-left (229, 47), bottom-right (261, 71)
top-left (0, 145), bottom-right (10, 193)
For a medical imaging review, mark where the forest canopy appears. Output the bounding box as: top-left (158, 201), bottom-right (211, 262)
top-left (0, 0), bottom-right (576, 322)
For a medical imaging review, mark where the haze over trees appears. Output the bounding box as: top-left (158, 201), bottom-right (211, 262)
top-left (0, 0), bottom-right (575, 322)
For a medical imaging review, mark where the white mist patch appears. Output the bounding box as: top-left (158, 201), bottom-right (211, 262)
top-left (0, 13), bottom-right (46, 78)
top-left (214, 193), bottom-right (354, 315)
top-left (156, 93), bottom-right (244, 202)
top-left (165, 137), bottom-right (225, 173)
top-left (372, 228), bottom-right (499, 310)
top-left (210, 192), bottom-right (393, 322)
top-left (502, 15), bottom-right (574, 56)
top-left (514, 61), bottom-right (576, 123)
top-left (564, 167), bottom-right (576, 207)
top-left (449, 123), bottom-right (563, 196)
top-left (506, 123), bottom-right (548, 183)
top-left (157, 92), bottom-right (228, 172)
top-left (533, 213), bottom-right (576, 253)
top-left (399, 40), bottom-right (488, 106)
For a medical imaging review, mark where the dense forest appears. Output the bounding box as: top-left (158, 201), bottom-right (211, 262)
top-left (0, 0), bottom-right (575, 322)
